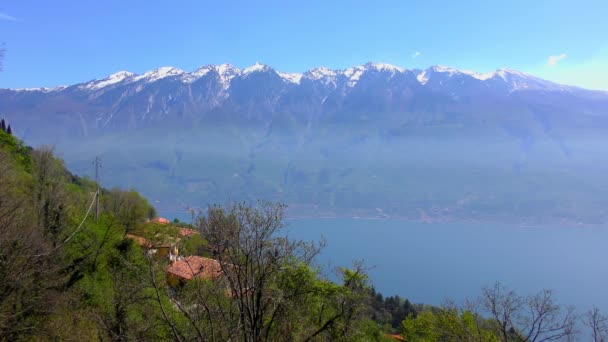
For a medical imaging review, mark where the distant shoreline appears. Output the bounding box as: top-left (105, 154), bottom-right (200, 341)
top-left (284, 214), bottom-right (608, 229)
top-left (159, 207), bottom-right (607, 229)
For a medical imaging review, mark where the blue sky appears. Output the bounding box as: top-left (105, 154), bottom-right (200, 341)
top-left (1, 0), bottom-right (607, 89)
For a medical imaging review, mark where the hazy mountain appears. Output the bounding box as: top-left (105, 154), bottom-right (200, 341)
top-left (2, 63), bottom-right (608, 224)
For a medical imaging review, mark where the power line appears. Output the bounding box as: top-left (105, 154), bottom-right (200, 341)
top-left (34, 155), bottom-right (102, 258)
top-left (34, 189), bottom-right (98, 258)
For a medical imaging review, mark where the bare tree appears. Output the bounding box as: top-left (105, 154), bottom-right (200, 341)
top-left (195, 201), bottom-right (322, 341)
top-left (585, 307), bottom-right (607, 342)
top-left (161, 201), bottom-right (372, 342)
top-left (482, 283), bottom-right (524, 341)
top-left (481, 283), bottom-right (577, 342)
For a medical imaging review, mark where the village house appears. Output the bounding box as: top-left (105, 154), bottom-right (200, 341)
top-left (125, 233), bottom-right (179, 260)
top-left (149, 217), bottom-right (170, 225)
top-left (179, 227), bottom-right (198, 237)
top-left (166, 256), bottom-right (223, 287)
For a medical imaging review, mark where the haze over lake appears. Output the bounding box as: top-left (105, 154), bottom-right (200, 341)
top-left (287, 218), bottom-right (608, 312)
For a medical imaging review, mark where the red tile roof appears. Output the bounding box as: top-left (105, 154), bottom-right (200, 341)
top-left (179, 228), bottom-right (198, 237)
top-left (151, 217), bottom-right (170, 225)
top-left (385, 334), bottom-right (405, 341)
top-left (166, 256), bottom-right (223, 280)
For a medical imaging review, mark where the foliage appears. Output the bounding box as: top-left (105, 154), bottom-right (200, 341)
top-left (178, 233), bottom-right (208, 256)
top-left (0, 135), bottom-right (171, 340)
top-left (400, 283), bottom-right (580, 342)
top-left (102, 188), bottom-right (154, 232)
top-left (161, 202), bottom-right (382, 341)
top-left (401, 308), bottom-right (500, 342)
top-left (1, 132), bottom-right (604, 341)
top-left (0, 129), bottom-right (32, 170)
top-left (0, 147), bottom-right (59, 339)
top-left (369, 289), bottom-right (421, 331)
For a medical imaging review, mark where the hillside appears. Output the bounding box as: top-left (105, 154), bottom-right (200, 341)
top-left (0, 128), bottom-right (400, 340)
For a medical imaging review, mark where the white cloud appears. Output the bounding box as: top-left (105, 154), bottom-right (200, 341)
top-left (411, 51), bottom-right (421, 59)
top-left (532, 53), bottom-right (608, 90)
top-left (547, 53), bottom-right (567, 67)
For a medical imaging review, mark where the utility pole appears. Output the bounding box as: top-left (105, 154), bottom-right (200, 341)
top-left (94, 156), bottom-right (101, 222)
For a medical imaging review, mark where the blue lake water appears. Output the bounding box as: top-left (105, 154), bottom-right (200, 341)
top-left (285, 218), bottom-right (608, 312)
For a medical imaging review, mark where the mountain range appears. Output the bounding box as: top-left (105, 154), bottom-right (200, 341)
top-left (2, 62), bottom-right (608, 224)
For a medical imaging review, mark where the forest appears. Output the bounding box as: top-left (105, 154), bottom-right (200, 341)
top-left (1, 125), bottom-right (606, 341)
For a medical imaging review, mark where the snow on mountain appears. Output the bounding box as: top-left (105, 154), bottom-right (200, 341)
top-left (305, 67), bottom-right (337, 80)
top-left (426, 65), bottom-right (494, 81)
top-left (415, 65), bottom-right (572, 92)
top-left (12, 86), bottom-right (67, 93)
top-left (181, 66), bottom-right (213, 83)
top-left (5, 63), bottom-right (590, 95)
top-left (494, 68), bottom-right (531, 80)
top-left (340, 63), bottom-right (405, 87)
top-left (242, 62), bottom-right (271, 75)
top-left (215, 64), bottom-right (240, 90)
top-left (365, 62), bottom-right (405, 73)
top-left (343, 65), bottom-right (366, 87)
top-left (277, 72), bottom-right (303, 84)
top-left (83, 71), bottom-right (135, 90)
top-left (132, 66), bottom-right (185, 83)
top-left (241, 62), bottom-right (304, 84)
top-left (416, 70), bottom-right (429, 84)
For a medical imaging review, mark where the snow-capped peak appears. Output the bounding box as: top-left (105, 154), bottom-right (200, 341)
top-left (216, 64), bottom-right (240, 77)
top-left (418, 65), bottom-right (565, 92)
top-left (339, 62), bottom-right (406, 87)
top-left (305, 67), bottom-right (337, 80)
top-left (365, 62), bottom-right (405, 73)
top-left (426, 65), bottom-right (494, 81)
top-left (428, 66), bottom-right (535, 82)
top-left (191, 65), bottom-right (214, 77)
top-left (109, 71), bottom-right (134, 79)
top-left (180, 64), bottom-right (240, 87)
top-left (7, 63), bottom-right (579, 96)
top-left (243, 62), bottom-right (271, 75)
top-left (13, 86), bottom-right (67, 93)
top-left (134, 66), bottom-right (185, 82)
top-left (181, 65), bottom-right (214, 83)
top-left (84, 71), bottom-right (134, 90)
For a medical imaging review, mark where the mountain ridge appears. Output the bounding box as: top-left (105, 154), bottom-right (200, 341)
top-left (4, 62), bottom-right (597, 94)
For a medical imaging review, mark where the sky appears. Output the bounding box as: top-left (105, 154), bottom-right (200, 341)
top-left (1, 0), bottom-right (607, 90)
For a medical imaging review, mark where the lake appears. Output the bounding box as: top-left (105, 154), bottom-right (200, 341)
top-left (285, 218), bottom-right (608, 312)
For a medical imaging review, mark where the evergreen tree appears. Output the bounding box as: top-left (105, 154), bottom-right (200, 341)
top-left (0, 118), bottom-right (5, 132)
top-left (6, 124), bottom-right (12, 135)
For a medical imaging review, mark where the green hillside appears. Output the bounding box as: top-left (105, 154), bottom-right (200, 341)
top-left (0, 128), bottom-right (393, 341)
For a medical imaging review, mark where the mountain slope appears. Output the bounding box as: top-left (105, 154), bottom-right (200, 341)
top-left (2, 63), bottom-right (608, 224)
